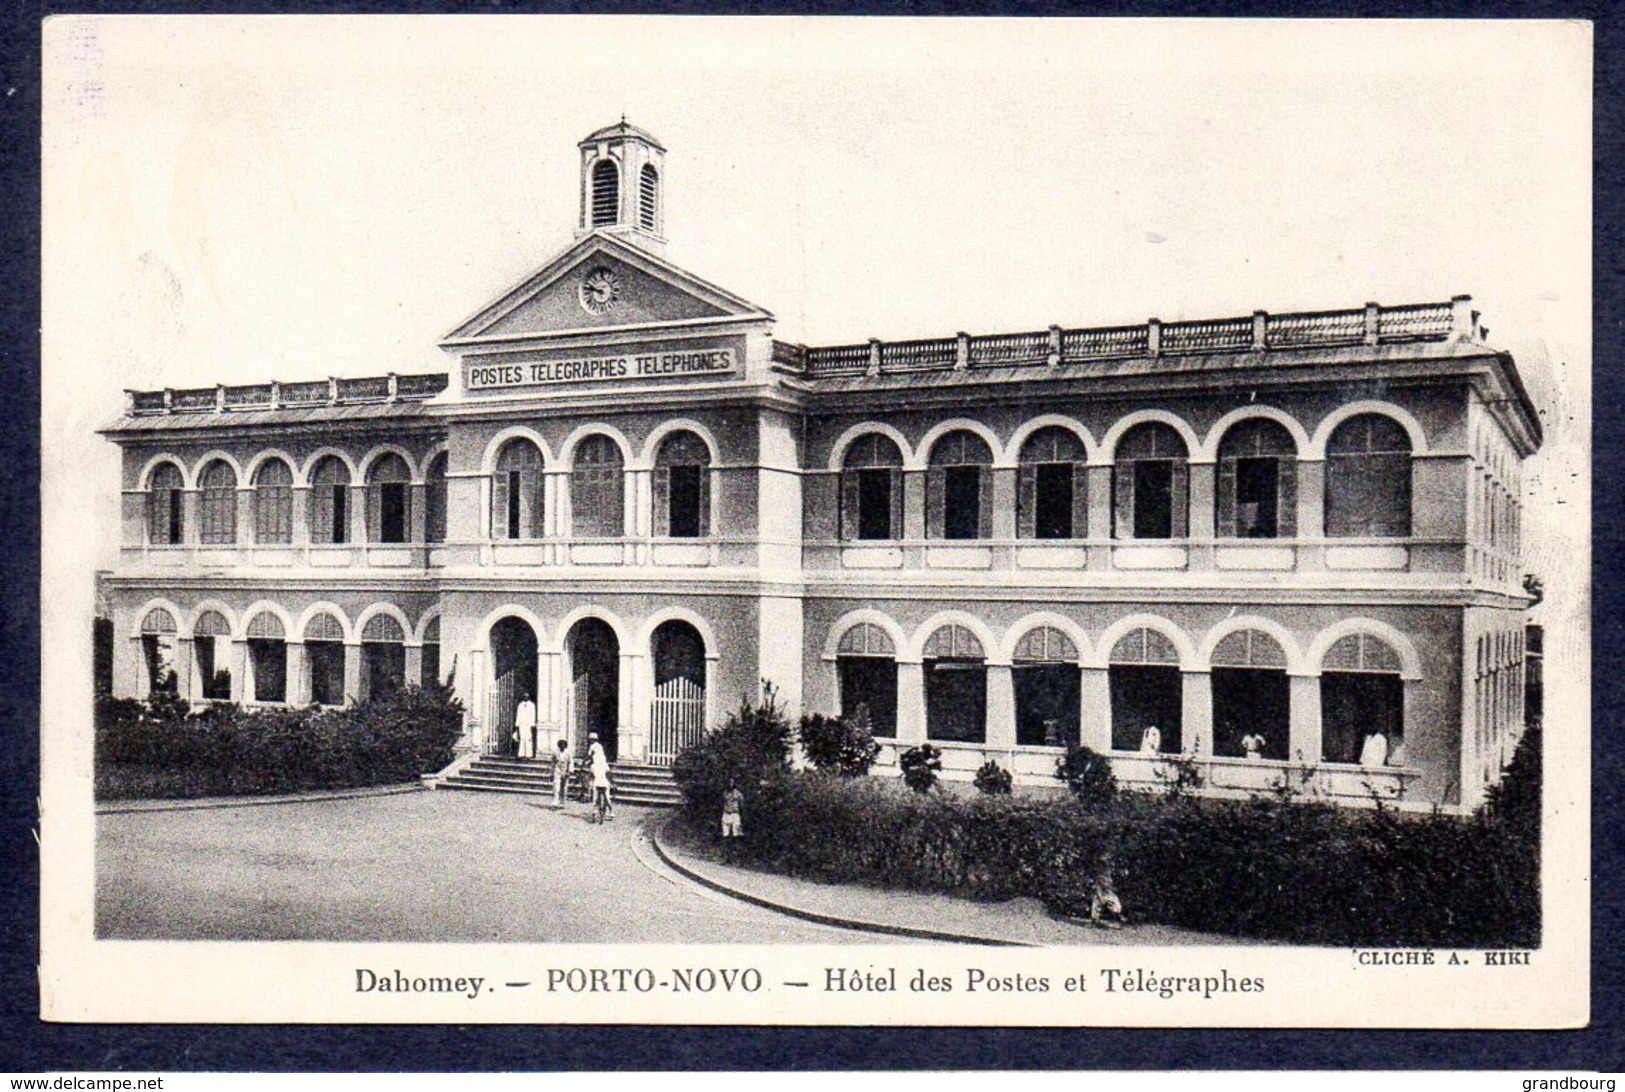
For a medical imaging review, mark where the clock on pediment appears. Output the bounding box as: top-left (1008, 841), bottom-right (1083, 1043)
top-left (577, 266), bottom-right (623, 315)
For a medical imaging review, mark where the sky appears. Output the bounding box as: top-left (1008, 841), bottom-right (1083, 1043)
top-left (41, 15), bottom-right (1591, 638)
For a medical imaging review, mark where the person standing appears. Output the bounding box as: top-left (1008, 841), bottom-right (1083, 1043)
top-left (515, 698), bottom-right (538, 759)
top-left (587, 732), bottom-right (613, 820)
top-left (721, 782), bottom-right (744, 861)
top-left (551, 737), bottom-right (572, 808)
top-left (1240, 731), bottom-right (1267, 761)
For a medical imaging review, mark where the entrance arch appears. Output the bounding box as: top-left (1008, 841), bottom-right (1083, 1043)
top-left (567, 618), bottom-right (621, 761)
top-left (489, 616), bottom-right (539, 756)
top-left (650, 620), bottom-right (707, 765)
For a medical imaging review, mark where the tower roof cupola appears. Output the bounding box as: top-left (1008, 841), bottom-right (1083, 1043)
top-left (577, 119), bottom-right (667, 254)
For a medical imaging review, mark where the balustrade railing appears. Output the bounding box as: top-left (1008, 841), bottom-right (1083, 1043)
top-left (128, 371), bottom-right (450, 415)
top-left (791, 298), bottom-right (1469, 378)
top-left (127, 299), bottom-right (1470, 406)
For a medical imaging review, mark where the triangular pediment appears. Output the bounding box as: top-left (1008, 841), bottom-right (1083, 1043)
top-left (443, 232), bottom-right (772, 344)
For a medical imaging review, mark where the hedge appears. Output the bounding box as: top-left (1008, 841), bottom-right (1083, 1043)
top-left (95, 684), bottom-right (465, 799)
top-left (672, 701), bottom-right (1539, 947)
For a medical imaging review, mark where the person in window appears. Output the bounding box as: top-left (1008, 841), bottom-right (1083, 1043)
top-left (1139, 726), bottom-right (1161, 754)
top-left (1240, 731), bottom-right (1267, 761)
top-left (1359, 730), bottom-right (1389, 768)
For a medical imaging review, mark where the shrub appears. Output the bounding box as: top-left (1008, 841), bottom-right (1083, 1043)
top-left (695, 768), bottom-right (1538, 947)
top-left (799, 706), bottom-right (881, 776)
top-left (898, 743), bottom-right (942, 793)
top-left (1482, 722), bottom-right (1541, 840)
top-left (94, 683), bottom-right (465, 799)
top-left (1057, 744), bottom-right (1116, 806)
top-left (972, 760), bottom-right (1013, 795)
top-left (672, 682), bottom-right (794, 825)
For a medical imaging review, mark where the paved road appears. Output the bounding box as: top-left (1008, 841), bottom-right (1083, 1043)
top-left (97, 790), bottom-right (916, 944)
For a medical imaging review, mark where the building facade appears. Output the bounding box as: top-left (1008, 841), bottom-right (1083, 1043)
top-left (100, 122), bottom-right (1540, 808)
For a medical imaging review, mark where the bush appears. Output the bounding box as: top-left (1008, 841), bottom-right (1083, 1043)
top-left (1482, 723), bottom-right (1541, 840)
top-left (898, 743), bottom-right (942, 793)
top-left (1057, 744), bottom-right (1116, 806)
top-left (94, 683), bottom-right (465, 799)
top-left (682, 767), bottom-right (1538, 947)
top-left (671, 683), bottom-right (794, 826)
top-left (799, 706), bottom-right (881, 776)
top-left (972, 760), bottom-right (1013, 795)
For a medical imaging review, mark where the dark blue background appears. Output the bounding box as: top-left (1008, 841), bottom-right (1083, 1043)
top-left (3, 0), bottom-right (1617, 1071)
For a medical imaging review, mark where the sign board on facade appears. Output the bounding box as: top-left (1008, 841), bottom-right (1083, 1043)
top-left (465, 348), bottom-right (736, 391)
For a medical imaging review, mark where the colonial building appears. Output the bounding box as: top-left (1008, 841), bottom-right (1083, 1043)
top-left (99, 121), bottom-right (1539, 809)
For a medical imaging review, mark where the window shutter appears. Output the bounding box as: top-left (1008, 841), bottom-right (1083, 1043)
top-left (926, 467), bottom-right (946, 539)
top-left (839, 471), bottom-right (859, 541)
top-left (696, 467), bottom-right (711, 537)
top-left (1070, 463), bottom-right (1089, 539)
top-left (977, 467), bottom-right (993, 539)
top-left (1170, 461), bottom-right (1190, 538)
top-left (1113, 465), bottom-right (1134, 540)
top-left (491, 473), bottom-right (509, 539)
top-left (1215, 458), bottom-right (1237, 538)
top-left (888, 468), bottom-right (903, 539)
top-left (652, 466), bottom-right (670, 537)
top-left (1276, 458), bottom-right (1298, 537)
top-left (312, 488), bottom-right (332, 544)
top-left (1016, 464), bottom-right (1037, 539)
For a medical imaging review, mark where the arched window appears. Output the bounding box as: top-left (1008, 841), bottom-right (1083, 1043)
top-left (1216, 419), bottom-right (1298, 539)
top-left (360, 614), bottom-right (406, 701)
top-left (252, 459), bottom-right (294, 545)
top-left (639, 164), bottom-right (659, 232)
top-left (1012, 626), bottom-right (1080, 747)
top-left (840, 433), bottom-right (904, 542)
top-left (1018, 427), bottom-right (1088, 540)
top-left (245, 611), bottom-right (287, 704)
top-left (198, 461), bottom-right (237, 545)
top-left (304, 613), bottom-right (346, 706)
top-left (1211, 629), bottom-right (1289, 759)
top-left (923, 623), bottom-right (986, 743)
top-left (836, 622), bottom-right (897, 737)
top-left (366, 453), bottom-right (412, 544)
top-left (147, 462), bottom-right (185, 545)
top-left (139, 608), bottom-right (178, 695)
top-left (571, 434), bottom-right (624, 538)
top-left (654, 431), bottom-right (711, 538)
top-left (591, 159), bottom-right (619, 227)
top-left (1107, 627), bottom-right (1182, 753)
top-left (424, 454), bottom-right (448, 545)
top-left (491, 439), bottom-right (544, 541)
top-left (419, 616), bottom-right (441, 688)
top-left (1325, 414), bottom-right (1413, 537)
top-left (1321, 633), bottom-right (1406, 766)
top-left (309, 456), bottom-right (352, 545)
top-left (193, 610), bottom-right (233, 701)
top-left (1113, 423), bottom-right (1189, 540)
top-left (927, 431), bottom-right (993, 541)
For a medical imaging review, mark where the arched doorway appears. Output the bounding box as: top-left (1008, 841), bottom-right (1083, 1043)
top-left (489, 616), bottom-right (539, 756)
top-left (650, 620), bottom-right (707, 765)
top-left (567, 618), bottom-right (621, 761)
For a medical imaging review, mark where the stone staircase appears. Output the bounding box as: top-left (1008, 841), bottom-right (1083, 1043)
top-left (436, 755), bottom-right (684, 808)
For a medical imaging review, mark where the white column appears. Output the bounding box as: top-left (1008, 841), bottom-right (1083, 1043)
top-left (287, 642), bottom-right (308, 705)
top-left (343, 641), bottom-right (362, 705)
top-left (230, 639), bottom-right (249, 703)
top-left (1289, 673), bottom-right (1323, 764)
top-left (127, 636), bottom-right (149, 699)
top-left (348, 484), bottom-right (368, 547)
top-left (545, 650), bottom-right (566, 749)
top-left (1181, 670), bottom-right (1213, 757)
top-left (405, 644), bottom-right (423, 689)
top-left (464, 648), bottom-right (487, 751)
top-left (1080, 667), bottom-right (1112, 752)
top-left (235, 487), bottom-right (254, 549)
top-left (175, 637), bottom-right (195, 703)
top-left (291, 486), bottom-right (310, 551)
top-left (985, 664), bottom-right (1016, 758)
top-left (619, 651), bottom-right (644, 761)
top-left (896, 661), bottom-right (926, 745)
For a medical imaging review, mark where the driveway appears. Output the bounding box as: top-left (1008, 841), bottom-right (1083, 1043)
top-left (96, 790), bottom-right (917, 944)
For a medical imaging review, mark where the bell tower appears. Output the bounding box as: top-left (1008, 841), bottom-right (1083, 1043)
top-left (577, 120), bottom-right (667, 254)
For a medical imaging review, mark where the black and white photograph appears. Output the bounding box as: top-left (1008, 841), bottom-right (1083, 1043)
top-left (39, 15), bottom-right (1589, 1026)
